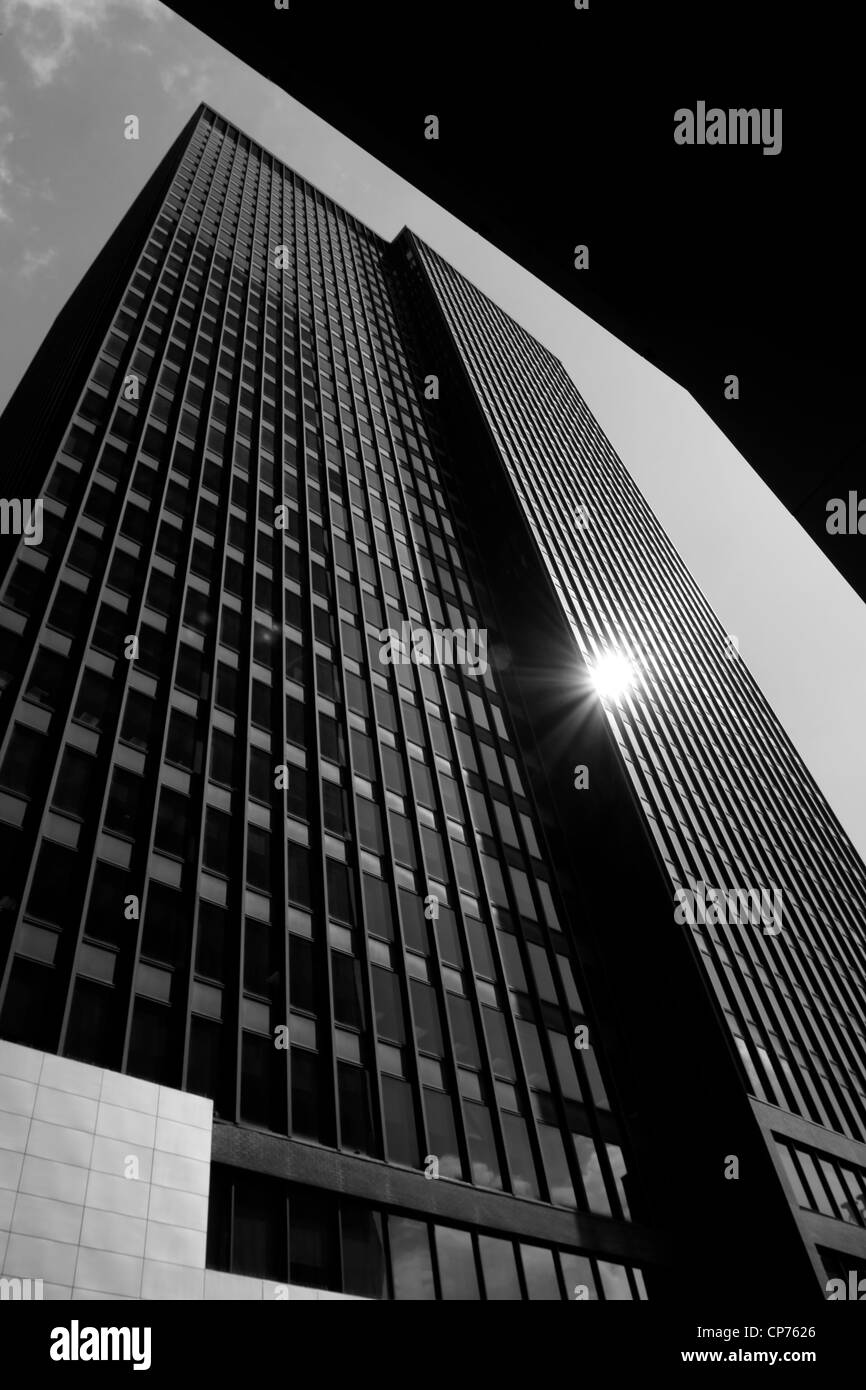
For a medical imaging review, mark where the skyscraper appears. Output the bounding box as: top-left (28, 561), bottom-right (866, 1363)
top-left (0, 103), bottom-right (864, 1303)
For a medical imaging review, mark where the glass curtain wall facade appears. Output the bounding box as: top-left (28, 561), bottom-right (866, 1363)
top-left (396, 230), bottom-right (866, 1291)
top-left (0, 105), bottom-right (656, 1299)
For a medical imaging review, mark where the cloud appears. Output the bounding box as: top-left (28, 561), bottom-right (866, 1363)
top-left (0, 0), bottom-right (165, 86)
top-left (0, 79), bottom-right (52, 221)
top-left (160, 57), bottom-right (214, 104)
top-left (18, 245), bottom-right (56, 278)
top-left (0, 94), bottom-right (14, 223)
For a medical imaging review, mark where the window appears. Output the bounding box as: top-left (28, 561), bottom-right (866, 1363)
top-left (104, 768), bottom-right (144, 836)
top-left (121, 691), bottom-right (156, 750)
top-left (372, 967), bottom-right (405, 1044)
top-left (478, 1234), bottom-right (522, 1300)
top-left (166, 709), bottom-right (197, 771)
top-left (382, 1075), bottom-right (419, 1167)
top-left (337, 1062), bottom-right (375, 1155)
top-left (246, 827), bottom-right (270, 891)
top-left (26, 648), bottom-right (68, 711)
top-left (520, 1244), bottom-right (561, 1300)
top-left (388, 1216), bottom-right (435, 1300)
top-left (53, 748), bottom-right (95, 818)
top-left (0, 725), bottom-right (45, 794)
top-left (357, 798), bottom-right (383, 854)
top-left (434, 1226), bottom-right (480, 1300)
top-left (340, 1203), bottom-right (387, 1300)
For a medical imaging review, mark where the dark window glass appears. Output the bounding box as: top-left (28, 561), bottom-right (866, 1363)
top-left (246, 827), bottom-right (270, 890)
top-left (290, 1189), bottom-right (339, 1292)
top-left (539, 1124), bottom-right (577, 1208)
top-left (337, 1062), bottom-right (375, 1155)
top-left (215, 663), bottom-right (238, 712)
top-left (285, 696), bottom-right (305, 747)
top-left (188, 1018), bottom-right (222, 1110)
top-left (390, 813), bottom-right (416, 868)
top-left (424, 1089), bottom-right (463, 1180)
top-left (65, 980), bottom-right (115, 1070)
top-left (26, 648), bottom-right (68, 711)
top-left (251, 681), bottom-right (271, 730)
top-left (340, 1203), bottom-right (386, 1300)
top-left (166, 709), bottom-right (197, 771)
top-left (363, 875), bottom-right (394, 941)
top-left (128, 998), bottom-right (174, 1087)
top-left (287, 842), bottom-right (310, 908)
top-left (234, 1178), bottom-right (285, 1281)
top-left (382, 1075), bottom-right (418, 1166)
top-left (204, 808), bottom-right (231, 870)
top-left (411, 979), bottom-right (443, 1056)
top-left (138, 624), bottom-right (166, 678)
top-left (479, 1234), bottom-right (523, 1300)
top-left (120, 690), bottom-right (155, 751)
top-left (447, 994), bottom-right (480, 1069)
top-left (0, 725), bottom-right (45, 793)
top-left (104, 767), bottom-right (144, 836)
top-left (372, 967), bottom-right (405, 1044)
top-left (48, 582), bottom-right (86, 635)
top-left (434, 1225), bottom-right (480, 1300)
top-left (145, 570), bottom-right (174, 615)
top-left (389, 1216), bottom-right (435, 1300)
top-left (322, 781), bottom-right (348, 837)
top-left (483, 1008), bottom-right (516, 1079)
top-left (27, 842), bottom-right (80, 929)
top-left (142, 883), bottom-right (184, 966)
top-left (503, 1113), bottom-right (540, 1199)
top-left (520, 1244), bottom-right (562, 1300)
top-left (241, 1032), bottom-right (274, 1127)
top-left (288, 934), bottom-right (315, 1013)
top-left (350, 730), bottom-right (375, 779)
top-left (560, 1251), bottom-right (597, 1301)
top-left (175, 643), bottom-right (203, 694)
top-left (465, 1102), bottom-right (502, 1189)
top-left (53, 747), bottom-right (95, 817)
top-left (155, 788), bottom-right (189, 857)
top-left (381, 746), bottom-right (406, 794)
top-left (219, 608), bottom-right (242, 651)
top-left (291, 1047), bottom-right (322, 1140)
top-left (517, 1018), bottom-right (550, 1091)
top-left (248, 747), bottom-right (272, 803)
top-left (84, 862), bottom-right (126, 946)
top-left (332, 952), bottom-right (367, 1031)
top-left (196, 902), bottom-right (228, 982)
top-left (357, 798), bottom-right (383, 854)
top-left (92, 602), bottom-right (127, 656)
top-left (209, 731), bottom-right (238, 787)
top-left (326, 859), bottom-right (355, 924)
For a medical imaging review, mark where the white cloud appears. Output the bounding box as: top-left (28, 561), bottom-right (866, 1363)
top-left (19, 245), bottom-right (56, 278)
top-left (160, 57), bottom-right (214, 104)
top-left (0, 0), bottom-right (165, 86)
top-left (0, 101), bottom-right (14, 223)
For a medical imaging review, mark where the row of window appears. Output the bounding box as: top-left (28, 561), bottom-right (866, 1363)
top-left (206, 1167), bottom-right (647, 1300)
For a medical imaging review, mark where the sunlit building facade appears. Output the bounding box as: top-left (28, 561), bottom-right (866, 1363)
top-left (394, 231), bottom-right (866, 1295)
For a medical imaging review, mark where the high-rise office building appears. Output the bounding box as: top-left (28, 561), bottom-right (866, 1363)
top-left (0, 103), bottom-right (864, 1303)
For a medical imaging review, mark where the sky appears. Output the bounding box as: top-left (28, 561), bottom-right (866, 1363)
top-left (1, 0), bottom-right (865, 863)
